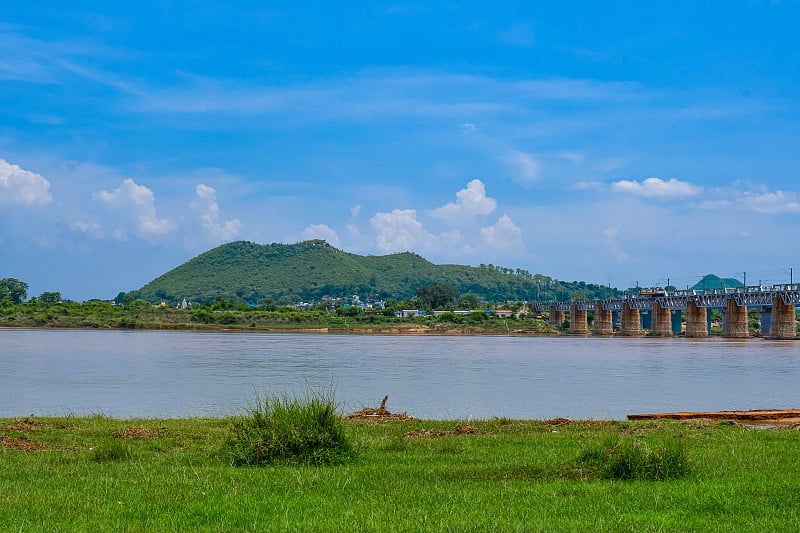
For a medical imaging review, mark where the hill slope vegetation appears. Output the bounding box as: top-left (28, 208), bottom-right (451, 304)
top-left (128, 240), bottom-right (619, 305)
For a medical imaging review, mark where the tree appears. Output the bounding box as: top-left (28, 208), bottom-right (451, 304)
top-left (457, 294), bottom-right (479, 310)
top-left (0, 278), bottom-right (28, 304)
top-left (39, 291), bottom-right (62, 303)
top-left (415, 283), bottom-right (457, 311)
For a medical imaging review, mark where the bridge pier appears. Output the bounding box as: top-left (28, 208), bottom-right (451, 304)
top-left (723, 300), bottom-right (748, 338)
top-left (593, 303), bottom-right (613, 335)
top-left (548, 306), bottom-right (565, 326)
top-left (769, 296), bottom-right (797, 339)
top-left (650, 301), bottom-right (673, 337)
top-left (569, 305), bottom-right (589, 335)
top-left (685, 300), bottom-right (708, 338)
top-left (620, 303), bottom-right (642, 336)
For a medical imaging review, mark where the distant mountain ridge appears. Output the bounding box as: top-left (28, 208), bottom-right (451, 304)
top-left (128, 240), bottom-right (619, 305)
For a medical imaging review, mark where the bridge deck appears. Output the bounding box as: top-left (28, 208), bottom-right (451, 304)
top-left (529, 284), bottom-right (800, 312)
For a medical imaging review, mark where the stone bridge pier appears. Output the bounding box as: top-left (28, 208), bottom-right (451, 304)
top-left (650, 301), bottom-right (673, 337)
top-left (569, 305), bottom-right (589, 335)
top-left (549, 306), bottom-right (565, 326)
top-left (620, 303), bottom-right (642, 336)
top-left (593, 303), bottom-right (613, 336)
top-left (769, 296), bottom-right (797, 339)
top-left (723, 300), bottom-right (748, 338)
top-left (685, 300), bottom-right (708, 338)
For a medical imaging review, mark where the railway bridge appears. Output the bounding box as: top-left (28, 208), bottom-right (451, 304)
top-left (530, 284), bottom-right (800, 339)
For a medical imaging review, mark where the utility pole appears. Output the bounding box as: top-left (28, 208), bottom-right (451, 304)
top-left (743, 272), bottom-right (746, 289)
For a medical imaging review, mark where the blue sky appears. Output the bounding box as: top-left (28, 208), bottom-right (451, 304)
top-left (2, 1), bottom-right (800, 301)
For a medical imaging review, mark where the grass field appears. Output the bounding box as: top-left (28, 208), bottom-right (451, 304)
top-left (2, 415), bottom-right (799, 532)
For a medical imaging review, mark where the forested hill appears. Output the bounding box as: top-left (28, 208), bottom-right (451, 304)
top-left (128, 240), bottom-right (619, 305)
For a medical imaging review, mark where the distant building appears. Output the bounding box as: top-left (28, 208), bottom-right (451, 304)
top-left (396, 309), bottom-right (426, 318)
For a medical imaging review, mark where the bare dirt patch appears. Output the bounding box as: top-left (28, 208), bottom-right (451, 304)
top-left (347, 396), bottom-right (420, 421)
top-left (543, 417), bottom-right (574, 427)
top-left (1, 435), bottom-right (42, 451)
top-left (5, 417), bottom-right (47, 432)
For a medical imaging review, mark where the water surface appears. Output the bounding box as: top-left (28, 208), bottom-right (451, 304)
top-left (1, 328), bottom-right (798, 420)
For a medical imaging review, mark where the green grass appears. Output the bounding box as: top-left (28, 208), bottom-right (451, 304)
top-left (222, 389), bottom-right (356, 466)
top-left (577, 434), bottom-right (689, 480)
top-left (1, 416), bottom-right (799, 531)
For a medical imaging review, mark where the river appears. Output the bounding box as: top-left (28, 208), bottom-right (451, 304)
top-left (1, 328), bottom-right (798, 420)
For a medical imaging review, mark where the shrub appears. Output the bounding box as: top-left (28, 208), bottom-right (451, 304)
top-left (577, 436), bottom-right (688, 481)
top-left (217, 312), bottom-right (238, 325)
top-left (222, 389), bottom-right (355, 466)
top-left (191, 309), bottom-right (215, 324)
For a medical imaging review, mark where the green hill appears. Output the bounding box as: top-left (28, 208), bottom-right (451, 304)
top-left (691, 274), bottom-right (743, 291)
top-left (127, 240), bottom-right (620, 305)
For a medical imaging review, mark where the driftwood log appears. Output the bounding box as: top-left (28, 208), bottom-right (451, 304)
top-left (347, 396), bottom-right (419, 421)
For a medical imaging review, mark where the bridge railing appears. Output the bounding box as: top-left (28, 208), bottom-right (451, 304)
top-left (526, 283), bottom-right (800, 313)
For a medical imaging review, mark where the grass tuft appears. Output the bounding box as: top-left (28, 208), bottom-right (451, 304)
top-left (91, 441), bottom-right (131, 463)
top-left (222, 389), bottom-right (356, 466)
top-left (577, 435), bottom-right (689, 481)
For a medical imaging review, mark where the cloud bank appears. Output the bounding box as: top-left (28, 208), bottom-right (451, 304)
top-left (0, 159), bottom-right (52, 207)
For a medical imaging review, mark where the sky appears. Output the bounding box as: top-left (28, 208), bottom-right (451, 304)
top-left (2, 1), bottom-right (800, 301)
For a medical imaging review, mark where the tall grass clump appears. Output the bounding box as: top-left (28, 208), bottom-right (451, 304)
top-left (222, 389), bottom-right (355, 466)
top-left (91, 441), bottom-right (132, 463)
top-left (577, 436), bottom-right (689, 481)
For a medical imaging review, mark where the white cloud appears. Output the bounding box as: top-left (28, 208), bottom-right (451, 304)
top-left (556, 151), bottom-right (585, 164)
top-left (603, 225), bottom-right (630, 263)
top-left (0, 159), bottom-right (52, 207)
top-left (480, 215), bottom-right (523, 250)
top-left (697, 185), bottom-right (800, 215)
top-left (190, 184), bottom-right (242, 242)
top-left (69, 220), bottom-right (102, 237)
top-left (92, 178), bottom-right (175, 241)
top-left (370, 209), bottom-right (432, 252)
top-left (698, 199), bottom-right (731, 209)
top-left (301, 223), bottom-right (340, 247)
top-left (611, 177), bottom-right (703, 198)
top-left (431, 179), bottom-right (497, 222)
top-left (134, 70), bottom-right (647, 121)
top-left (741, 190), bottom-right (800, 214)
top-left (504, 150), bottom-right (540, 183)
top-left (439, 229), bottom-right (475, 254)
top-left (347, 223), bottom-right (363, 239)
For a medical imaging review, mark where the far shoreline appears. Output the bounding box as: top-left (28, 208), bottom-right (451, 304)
top-left (2, 322), bottom-right (791, 340)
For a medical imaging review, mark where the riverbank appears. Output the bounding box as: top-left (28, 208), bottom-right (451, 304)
top-left (0, 314), bottom-right (562, 335)
top-left (2, 415), bottom-right (799, 531)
